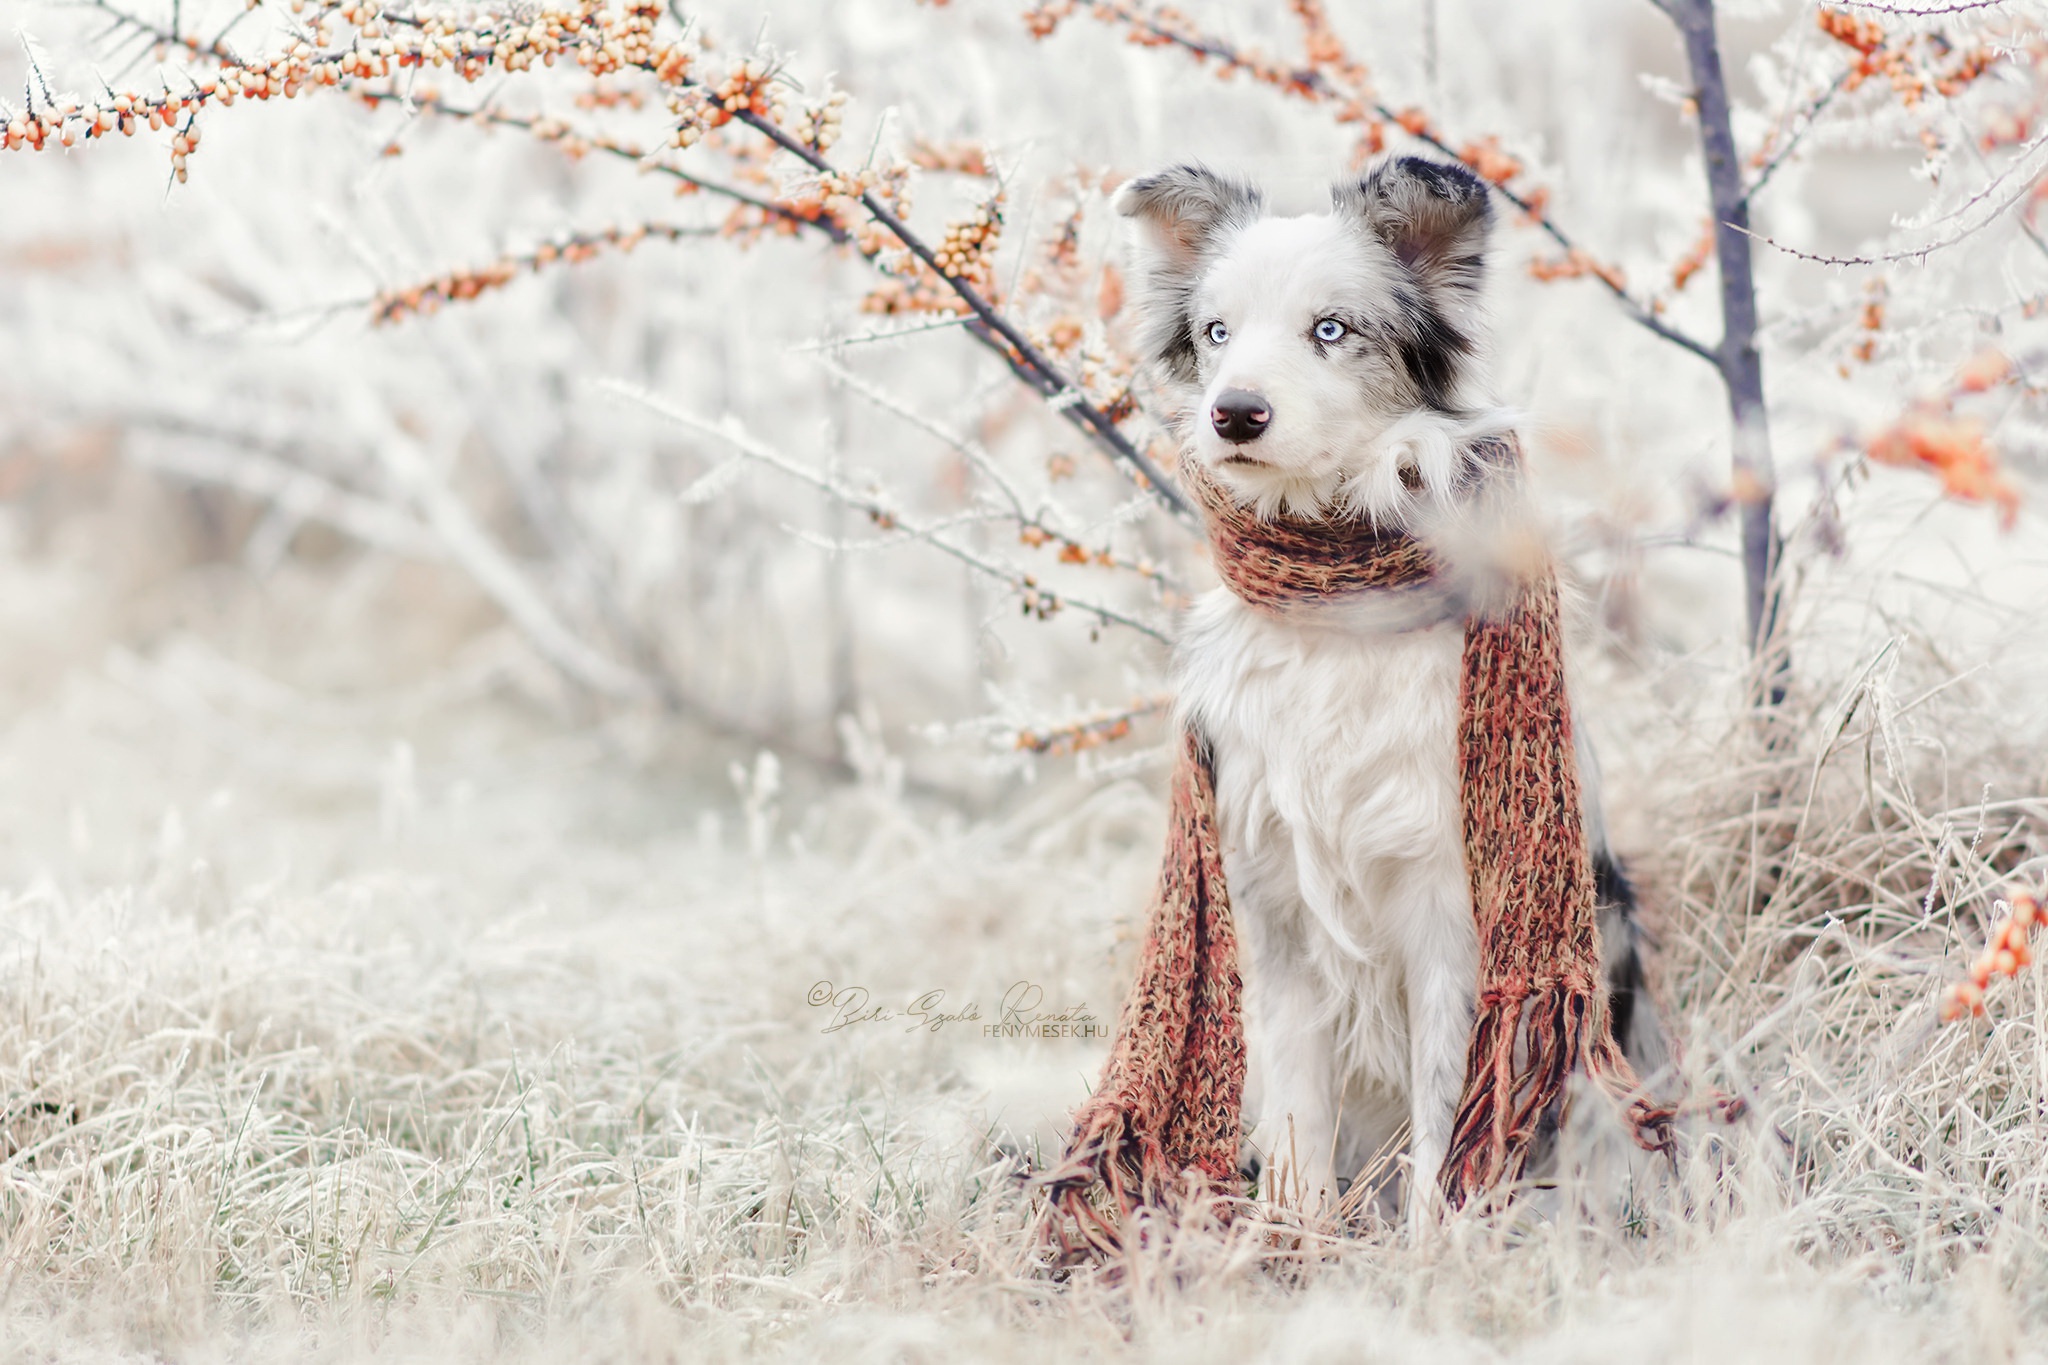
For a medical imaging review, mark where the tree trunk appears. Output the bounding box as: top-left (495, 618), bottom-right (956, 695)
top-left (1657, 0), bottom-right (1783, 686)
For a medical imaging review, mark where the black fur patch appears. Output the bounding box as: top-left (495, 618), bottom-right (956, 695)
top-left (1594, 849), bottom-right (1643, 1054)
top-left (1392, 288), bottom-right (1472, 414)
top-left (1392, 155), bottom-right (1478, 199)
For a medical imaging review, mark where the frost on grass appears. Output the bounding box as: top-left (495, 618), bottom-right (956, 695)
top-left (0, 489), bottom-right (2046, 1364)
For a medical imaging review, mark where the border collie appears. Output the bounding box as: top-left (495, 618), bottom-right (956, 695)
top-left (1117, 155), bottom-right (1661, 1217)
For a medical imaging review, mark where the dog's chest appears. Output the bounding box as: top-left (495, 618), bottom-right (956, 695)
top-left (1174, 588), bottom-right (1468, 959)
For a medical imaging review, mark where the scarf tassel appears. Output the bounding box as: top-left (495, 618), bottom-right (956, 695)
top-left (1442, 979), bottom-right (1676, 1205)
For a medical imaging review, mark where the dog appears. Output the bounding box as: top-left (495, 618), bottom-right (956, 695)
top-left (1116, 156), bottom-right (1662, 1218)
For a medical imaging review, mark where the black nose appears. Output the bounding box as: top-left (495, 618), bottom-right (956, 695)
top-left (1210, 389), bottom-right (1271, 444)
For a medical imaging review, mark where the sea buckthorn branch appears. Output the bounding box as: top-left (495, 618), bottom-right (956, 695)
top-left (1815, 6), bottom-right (2001, 106)
top-left (350, 91), bottom-right (856, 244)
top-left (1737, 14), bottom-right (2037, 267)
top-left (613, 383), bottom-right (1173, 643)
top-left (1012, 693), bottom-right (1173, 755)
top-left (1021, 0), bottom-right (1721, 368)
top-left (719, 102), bottom-right (1199, 526)
top-left (36, 0), bottom-right (1200, 531)
top-left (1939, 890), bottom-right (2043, 1021)
top-left (414, 11), bottom-right (1187, 524)
top-left (368, 221), bottom-right (717, 323)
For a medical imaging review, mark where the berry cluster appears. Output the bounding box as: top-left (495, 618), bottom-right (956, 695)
top-left (1862, 349), bottom-right (2021, 527)
top-left (370, 222), bottom-right (699, 324)
top-left (1529, 249), bottom-right (1627, 294)
top-left (1016, 523), bottom-right (1166, 586)
top-left (1818, 7), bottom-right (1998, 106)
top-left (862, 198), bottom-right (1001, 316)
top-left (1013, 695), bottom-right (1171, 756)
top-left (1940, 892), bottom-right (2042, 1022)
top-left (668, 60), bottom-right (778, 149)
top-left (789, 90), bottom-right (848, 154)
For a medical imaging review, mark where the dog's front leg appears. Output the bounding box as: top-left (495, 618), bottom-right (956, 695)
top-left (1402, 864), bottom-right (1480, 1222)
top-left (1243, 963), bottom-right (1340, 1214)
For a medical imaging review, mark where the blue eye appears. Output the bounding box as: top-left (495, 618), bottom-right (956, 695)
top-left (1206, 320), bottom-right (1229, 345)
top-left (1313, 318), bottom-right (1346, 343)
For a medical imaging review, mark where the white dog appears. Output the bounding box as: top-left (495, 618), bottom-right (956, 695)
top-left (1117, 157), bottom-right (1660, 1216)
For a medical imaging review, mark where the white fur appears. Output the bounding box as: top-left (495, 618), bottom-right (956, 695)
top-left (1176, 591), bottom-right (1476, 1217)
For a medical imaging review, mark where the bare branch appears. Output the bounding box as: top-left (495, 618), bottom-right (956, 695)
top-left (608, 382), bottom-right (1172, 644)
top-left (373, 425), bottom-right (656, 700)
top-left (1734, 141), bottom-right (2048, 267)
top-left (1832, 0), bottom-right (2015, 13)
top-left (118, 415), bottom-right (445, 558)
top-left (815, 357), bottom-right (1184, 594)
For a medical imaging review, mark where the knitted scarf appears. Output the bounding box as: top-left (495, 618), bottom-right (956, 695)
top-left (1039, 436), bottom-right (1672, 1253)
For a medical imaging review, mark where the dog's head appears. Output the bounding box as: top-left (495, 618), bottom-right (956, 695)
top-left (1118, 156), bottom-right (1498, 521)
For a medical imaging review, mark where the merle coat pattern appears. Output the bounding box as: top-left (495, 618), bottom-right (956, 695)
top-left (1118, 156), bottom-right (1663, 1215)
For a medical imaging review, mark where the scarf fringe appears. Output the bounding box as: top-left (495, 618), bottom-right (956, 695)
top-left (1440, 978), bottom-right (1675, 1205)
top-left (1037, 1107), bottom-right (1241, 1258)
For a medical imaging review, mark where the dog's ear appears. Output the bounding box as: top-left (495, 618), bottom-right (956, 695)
top-left (1336, 156), bottom-right (1492, 302)
top-left (1116, 163), bottom-right (1264, 273)
top-left (1116, 165), bottom-right (1262, 387)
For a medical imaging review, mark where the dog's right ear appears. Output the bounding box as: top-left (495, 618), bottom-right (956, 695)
top-left (1116, 165), bottom-right (1262, 386)
top-left (1115, 164), bottom-right (1264, 273)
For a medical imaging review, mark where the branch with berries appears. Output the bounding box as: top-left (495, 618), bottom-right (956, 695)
top-left (10, 0), bottom-right (1199, 531)
top-left (1939, 891), bottom-right (2042, 1022)
top-left (1011, 693), bottom-right (1172, 756)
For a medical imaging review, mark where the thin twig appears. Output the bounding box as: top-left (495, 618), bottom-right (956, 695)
top-left (1831, 0), bottom-right (2014, 13)
top-left (609, 382), bottom-right (1171, 643)
top-left (1742, 67), bottom-right (1854, 207)
top-left (814, 356), bottom-right (1183, 593)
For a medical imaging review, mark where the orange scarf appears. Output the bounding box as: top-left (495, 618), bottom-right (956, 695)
top-left (1040, 438), bottom-right (1671, 1254)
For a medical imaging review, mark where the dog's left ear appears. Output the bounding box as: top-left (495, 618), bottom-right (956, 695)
top-left (1336, 156), bottom-right (1493, 302)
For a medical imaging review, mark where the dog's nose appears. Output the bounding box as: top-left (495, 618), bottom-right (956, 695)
top-left (1211, 389), bottom-right (1272, 444)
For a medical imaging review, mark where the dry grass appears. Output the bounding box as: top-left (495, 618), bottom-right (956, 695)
top-left (2, 517), bottom-right (2047, 1365)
